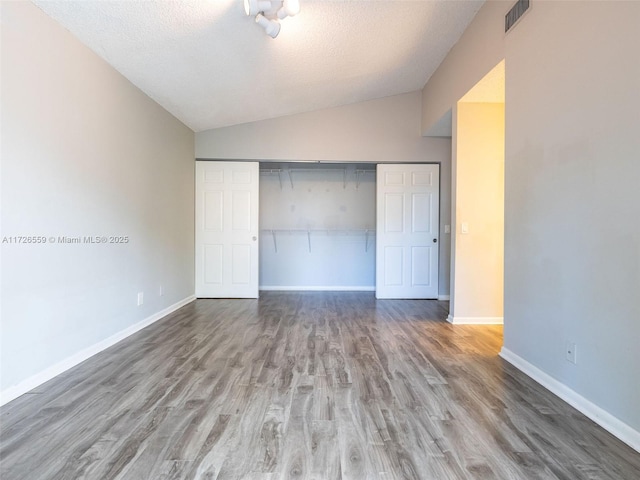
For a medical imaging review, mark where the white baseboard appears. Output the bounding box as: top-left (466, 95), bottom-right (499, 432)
top-left (447, 316), bottom-right (504, 325)
top-left (0, 295), bottom-right (196, 407)
top-left (438, 295), bottom-right (450, 301)
top-left (500, 347), bottom-right (640, 453)
top-left (259, 286), bottom-right (375, 292)
top-left (259, 287), bottom-right (447, 298)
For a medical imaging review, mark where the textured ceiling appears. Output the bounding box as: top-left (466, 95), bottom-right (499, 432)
top-left (33, 0), bottom-right (484, 132)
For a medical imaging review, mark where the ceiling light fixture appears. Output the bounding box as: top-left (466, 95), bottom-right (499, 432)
top-left (244, 0), bottom-right (300, 39)
top-left (255, 13), bottom-right (281, 39)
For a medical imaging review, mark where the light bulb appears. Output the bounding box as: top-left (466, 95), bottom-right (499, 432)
top-left (244, 0), bottom-right (272, 16)
top-left (277, 0), bottom-right (301, 19)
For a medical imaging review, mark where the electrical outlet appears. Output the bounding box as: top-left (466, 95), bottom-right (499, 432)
top-left (444, 224), bottom-right (451, 234)
top-left (461, 222), bottom-right (469, 234)
top-left (137, 292), bottom-right (144, 306)
top-left (565, 341), bottom-right (577, 364)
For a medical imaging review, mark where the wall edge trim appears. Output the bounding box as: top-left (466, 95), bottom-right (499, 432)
top-left (449, 316), bottom-right (504, 325)
top-left (500, 347), bottom-right (640, 453)
top-left (259, 286), bottom-right (375, 292)
top-left (0, 295), bottom-right (197, 407)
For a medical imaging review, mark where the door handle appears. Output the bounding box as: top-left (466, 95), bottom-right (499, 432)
top-left (252, 236), bottom-right (257, 241)
top-left (433, 238), bottom-right (437, 243)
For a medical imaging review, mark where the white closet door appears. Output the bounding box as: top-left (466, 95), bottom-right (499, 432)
top-left (195, 161), bottom-right (259, 298)
top-left (376, 164), bottom-right (439, 299)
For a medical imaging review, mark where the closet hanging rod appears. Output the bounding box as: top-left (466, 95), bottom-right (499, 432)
top-left (259, 168), bottom-right (283, 189)
top-left (355, 169), bottom-right (376, 188)
top-left (260, 228), bottom-right (375, 234)
top-left (288, 168), bottom-right (346, 172)
top-left (288, 167), bottom-right (347, 189)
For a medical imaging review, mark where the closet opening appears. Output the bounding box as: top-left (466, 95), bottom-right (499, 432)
top-left (259, 162), bottom-right (376, 291)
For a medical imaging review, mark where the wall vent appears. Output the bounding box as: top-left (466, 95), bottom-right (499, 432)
top-left (505, 0), bottom-right (530, 33)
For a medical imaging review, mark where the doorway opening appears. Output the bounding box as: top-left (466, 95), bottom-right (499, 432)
top-left (449, 59), bottom-right (505, 324)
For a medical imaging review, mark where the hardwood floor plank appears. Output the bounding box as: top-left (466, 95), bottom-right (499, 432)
top-left (308, 420), bottom-right (340, 480)
top-left (1, 292), bottom-right (639, 480)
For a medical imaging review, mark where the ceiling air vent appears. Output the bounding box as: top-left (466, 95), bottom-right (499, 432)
top-left (505, 0), bottom-right (530, 33)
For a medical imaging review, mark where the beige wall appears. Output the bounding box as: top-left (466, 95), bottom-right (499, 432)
top-left (421, 0), bottom-right (509, 135)
top-left (196, 92), bottom-right (453, 296)
top-left (1, 2), bottom-right (195, 400)
top-left (450, 102), bottom-right (504, 322)
top-left (504, 0), bottom-right (640, 435)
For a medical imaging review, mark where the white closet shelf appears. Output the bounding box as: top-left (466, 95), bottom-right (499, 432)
top-left (261, 166), bottom-right (376, 189)
top-left (260, 228), bottom-right (375, 253)
top-left (288, 167), bottom-right (347, 189)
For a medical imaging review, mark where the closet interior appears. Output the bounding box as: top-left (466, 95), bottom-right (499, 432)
top-left (258, 162), bottom-right (376, 290)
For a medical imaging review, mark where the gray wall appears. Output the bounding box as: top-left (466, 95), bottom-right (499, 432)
top-left (1, 2), bottom-right (195, 399)
top-left (422, 0), bottom-right (640, 441)
top-left (196, 92), bottom-right (452, 296)
top-left (504, 1), bottom-right (640, 433)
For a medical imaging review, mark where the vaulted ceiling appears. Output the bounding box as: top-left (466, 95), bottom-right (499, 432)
top-left (33, 0), bottom-right (484, 132)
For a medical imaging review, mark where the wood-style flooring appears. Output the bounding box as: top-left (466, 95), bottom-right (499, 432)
top-left (1, 292), bottom-right (639, 479)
